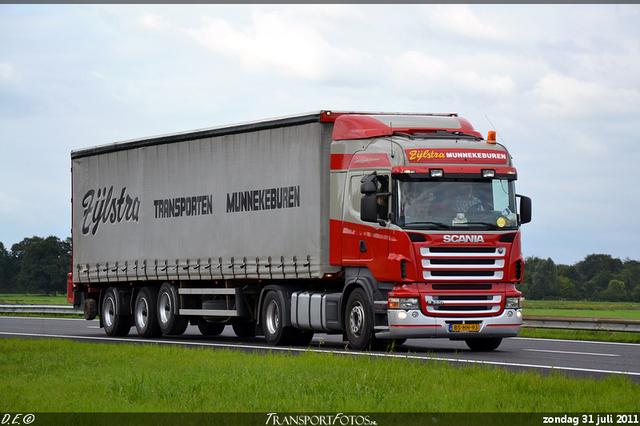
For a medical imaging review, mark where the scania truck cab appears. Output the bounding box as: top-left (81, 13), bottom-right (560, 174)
top-left (330, 113), bottom-right (530, 351)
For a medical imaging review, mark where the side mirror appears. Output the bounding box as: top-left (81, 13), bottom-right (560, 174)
top-left (360, 172), bottom-right (378, 195)
top-left (517, 194), bottom-right (532, 224)
top-left (361, 194), bottom-right (379, 223)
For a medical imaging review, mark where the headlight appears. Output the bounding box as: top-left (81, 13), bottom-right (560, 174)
top-left (389, 297), bottom-right (419, 310)
top-left (505, 297), bottom-right (522, 309)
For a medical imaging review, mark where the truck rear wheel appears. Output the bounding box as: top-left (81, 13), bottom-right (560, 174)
top-left (84, 298), bottom-right (98, 320)
top-left (262, 291), bottom-right (296, 345)
top-left (102, 287), bottom-right (131, 337)
top-left (197, 321), bottom-right (225, 336)
top-left (134, 287), bottom-right (162, 338)
top-left (345, 288), bottom-right (376, 351)
top-left (157, 282), bottom-right (189, 336)
top-left (465, 338), bottom-right (502, 351)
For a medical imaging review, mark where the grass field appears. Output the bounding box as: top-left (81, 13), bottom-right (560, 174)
top-left (0, 293), bottom-right (70, 305)
top-left (523, 300), bottom-right (640, 319)
top-left (0, 338), bottom-right (638, 413)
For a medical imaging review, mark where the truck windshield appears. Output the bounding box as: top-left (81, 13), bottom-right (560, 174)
top-left (394, 178), bottom-right (518, 229)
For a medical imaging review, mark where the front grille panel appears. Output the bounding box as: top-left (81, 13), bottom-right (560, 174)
top-left (420, 246), bottom-right (506, 281)
top-left (425, 294), bottom-right (502, 315)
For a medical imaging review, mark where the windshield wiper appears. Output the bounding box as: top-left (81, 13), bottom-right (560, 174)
top-left (404, 221), bottom-right (451, 229)
top-left (466, 221), bottom-right (500, 229)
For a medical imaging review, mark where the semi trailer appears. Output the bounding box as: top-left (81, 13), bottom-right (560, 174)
top-left (68, 110), bottom-right (531, 351)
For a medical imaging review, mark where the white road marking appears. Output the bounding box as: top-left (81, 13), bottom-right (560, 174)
top-left (523, 348), bottom-right (619, 357)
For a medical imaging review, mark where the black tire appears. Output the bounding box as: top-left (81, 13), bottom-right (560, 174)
top-left (84, 298), bottom-right (98, 320)
top-left (197, 322), bottom-right (225, 336)
top-left (102, 287), bottom-right (131, 337)
top-left (134, 287), bottom-right (162, 338)
top-left (262, 291), bottom-right (296, 346)
top-left (293, 330), bottom-right (314, 346)
top-left (345, 288), bottom-right (377, 351)
top-left (232, 321), bottom-right (256, 338)
top-left (157, 282), bottom-right (189, 336)
top-left (465, 338), bottom-right (502, 351)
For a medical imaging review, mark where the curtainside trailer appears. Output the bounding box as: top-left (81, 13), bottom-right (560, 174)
top-left (69, 110), bottom-right (531, 350)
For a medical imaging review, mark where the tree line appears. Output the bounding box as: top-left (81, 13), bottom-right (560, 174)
top-left (1, 235), bottom-right (639, 302)
top-left (521, 255), bottom-right (640, 302)
top-left (0, 236), bottom-right (71, 294)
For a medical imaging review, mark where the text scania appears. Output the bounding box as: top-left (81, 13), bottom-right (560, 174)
top-left (227, 185), bottom-right (300, 213)
top-left (82, 187), bottom-right (140, 236)
top-left (443, 235), bottom-right (485, 243)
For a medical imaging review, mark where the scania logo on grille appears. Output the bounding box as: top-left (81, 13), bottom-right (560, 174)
top-left (443, 234), bottom-right (485, 243)
top-left (427, 300), bottom-right (444, 305)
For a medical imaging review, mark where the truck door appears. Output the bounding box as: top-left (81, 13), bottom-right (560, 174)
top-left (342, 172), bottom-right (390, 271)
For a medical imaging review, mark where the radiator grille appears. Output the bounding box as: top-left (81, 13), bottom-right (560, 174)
top-left (420, 246), bottom-right (506, 281)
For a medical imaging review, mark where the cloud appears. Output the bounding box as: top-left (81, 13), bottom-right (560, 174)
top-left (0, 192), bottom-right (20, 214)
top-left (423, 5), bottom-right (506, 41)
top-left (182, 9), bottom-right (370, 82)
top-left (139, 13), bottom-right (168, 31)
top-left (388, 51), bottom-right (517, 98)
top-left (0, 62), bottom-right (15, 81)
top-left (530, 72), bottom-right (640, 120)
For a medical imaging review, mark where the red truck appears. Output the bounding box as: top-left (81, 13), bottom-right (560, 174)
top-left (68, 111), bottom-right (531, 351)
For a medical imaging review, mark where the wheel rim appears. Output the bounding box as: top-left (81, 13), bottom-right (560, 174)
top-left (349, 302), bottom-right (365, 338)
top-left (103, 296), bottom-right (115, 328)
top-left (265, 300), bottom-right (279, 336)
top-left (159, 291), bottom-right (171, 325)
top-left (136, 297), bottom-right (149, 329)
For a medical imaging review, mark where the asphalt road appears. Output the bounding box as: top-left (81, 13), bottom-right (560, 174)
top-left (1, 316), bottom-right (639, 383)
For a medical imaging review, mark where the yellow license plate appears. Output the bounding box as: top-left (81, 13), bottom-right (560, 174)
top-left (450, 324), bottom-right (480, 332)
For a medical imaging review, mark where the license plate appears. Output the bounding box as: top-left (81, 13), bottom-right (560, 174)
top-left (450, 324), bottom-right (480, 332)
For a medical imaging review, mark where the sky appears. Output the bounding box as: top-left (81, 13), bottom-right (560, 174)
top-left (1, 4), bottom-right (640, 266)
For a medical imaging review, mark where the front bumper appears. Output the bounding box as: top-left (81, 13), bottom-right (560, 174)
top-left (376, 308), bottom-right (522, 340)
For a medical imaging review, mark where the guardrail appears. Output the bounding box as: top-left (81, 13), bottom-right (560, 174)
top-left (1, 306), bottom-right (639, 333)
top-left (523, 315), bottom-right (640, 333)
top-left (0, 304), bottom-right (83, 315)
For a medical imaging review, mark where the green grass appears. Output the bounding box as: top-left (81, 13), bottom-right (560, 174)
top-left (519, 327), bottom-right (640, 343)
top-left (0, 338), bottom-right (638, 413)
top-left (0, 293), bottom-right (71, 305)
top-left (523, 300), bottom-right (640, 320)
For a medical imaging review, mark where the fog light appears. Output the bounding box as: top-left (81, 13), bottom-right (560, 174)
top-left (516, 310), bottom-right (522, 318)
top-left (398, 311), bottom-right (407, 320)
top-left (507, 311), bottom-right (513, 318)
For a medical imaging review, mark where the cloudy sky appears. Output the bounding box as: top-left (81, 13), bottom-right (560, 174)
top-left (1, 4), bottom-right (639, 265)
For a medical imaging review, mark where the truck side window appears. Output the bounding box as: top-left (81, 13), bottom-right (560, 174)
top-left (375, 175), bottom-right (390, 220)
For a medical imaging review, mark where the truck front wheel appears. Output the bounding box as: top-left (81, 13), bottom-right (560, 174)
top-left (262, 291), bottom-right (295, 345)
top-left (102, 287), bottom-right (131, 337)
top-left (345, 288), bottom-right (376, 351)
top-left (157, 282), bottom-right (189, 336)
top-left (134, 287), bottom-right (162, 338)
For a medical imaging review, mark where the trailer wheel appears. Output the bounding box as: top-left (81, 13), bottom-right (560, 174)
top-left (262, 291), bottom-right (295, 345)
top-left (157, 282), bottom-right (189, 336)
top-left (232, 321), bottom-right (256, 338)
top-left (465, 338), bottom-right (502, 351)
top-left (345, 288), bottom-right (376, 351)
top-left (102, 287), bottom-right (131, 337)
top-left (84, 298), bottom-right (98, 320)
top-left (197, 322), bottom-right (225, 336)
top-left (134, 287), bottom-right (162, 338)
